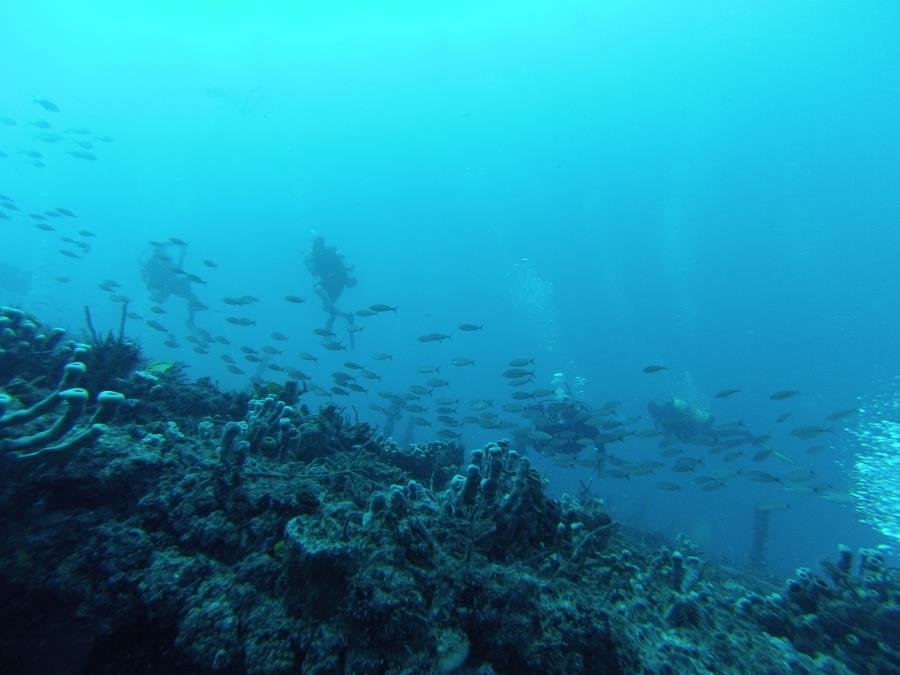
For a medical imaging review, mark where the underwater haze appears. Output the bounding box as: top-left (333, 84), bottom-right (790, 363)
top-left (2, 1), bottom-right (900, 669)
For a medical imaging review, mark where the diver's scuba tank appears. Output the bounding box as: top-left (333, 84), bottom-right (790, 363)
top-left (672, 397), bottom-right (711, 426)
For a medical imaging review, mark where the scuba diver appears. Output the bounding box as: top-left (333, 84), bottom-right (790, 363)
top-left (647, 398), bottom-right (718, 445)
top-left (648, 397), bottom-right (763, 449)
top-left (306, 236), bottom-right (357, 348)
top-left (140, 241), bottom-right (205, 328)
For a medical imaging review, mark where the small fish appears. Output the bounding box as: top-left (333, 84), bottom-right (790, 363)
top-left (372, 352), bottom-right (392, 360)
top-left (36, 132), bottom-right (64, 143)
top-left (78, 230), bottom-right (95, 237)
top-left (298, 352), bottom-right (318, 362)
top-left (410, 417), bottom-right (432, 426)
top-left (22, 149), bottom-right (43, 158)
top-left (321, 340), bottom-right (346, 351)
top-left (164, 338), bottom-right (180, 348)
top-left (55, 275), bottom-right (71, 283)
top-left (508, 358), bottom-right (534, 367)
top-left (369, 304), bottom-right (398, 313)
top-left (417, 333), bottom-right (451, 343)
top-left (437, 430), bottom-right (462, 440)
top-left (70, 139), bottom-right (92, 149)
top-left (59, 250), bottom-right (81, 259)
top-left (146, 320), bottom-right (167, 332)
top-left (0, 116), bottom-right (17, 125)
top-left (776, 412), bottom-right (793, 424)
top-left (203, 259), bottom-right (218, 269)
top-left (169, 237), bottom-right (187, 246)
top-left (714, 389), bottom-right (741, 399)
top-left (226, 317), bottom-right (256, 326)
top-left (643, 364), bottom-right (666, 373)
top-left (245, 355), bottom-right (262, 363)
top-left (95, 135), bottom-right (114, 143)
top-left (790, 425), bottom-right (833, 440)
top-left (344, 362), bottom-right (364, 370)
top-left (503, 368), bottom-right (533, 378)
top-left (511, 391), bottom-right (533, 401)
top-left (240, 346), bottom-right (258, 354)
top-left (417, 366), bottom-right (441, 374)
top-left (347, 383), bottom-right (367, 393)
top-left (284, 295), bottom-right (305, 303)
top-left (97, 279), bottom-right (122, 293)
top-left (150, 306), bottom-right (166, 314)
top-left (426, 378), bottom-right (449, 388)
top-left (186, 274), bottom-right (206, 285)
top-left (672, 457), bottom-right (702, 472)
top-left (221, 355), bottom-right (236, 363)
top-left (34, 98), bottom-right (60, 112)
top-left (67, 128), bottom-right (91, 135)
top-left (227, 365), bottom-right (245, 375)
top-left (657, 482), bottom-right (681, 492)
top-left (825, 408), bottom-right (858, 421)
top-left (1, 202), bottom-right (19, 210)
top-left (770, 390), bottom-right (800, 401)
top-left (215, 336), bottom-right (230, 345)
top-left (355, 309), bottom-right (377, 317)
top-left (35, 223), bottom-right (55, 231)
top-left (360, 370), bottom-right (381, 380)
top-left (32, 119), bottom-right (52, 129)
top-left (267, 364), bottom-right (285, 372)
top-left (313, 328), bottom-right (334, 337)
top-left (67, 150), bottom-right (97, 160)
top-left (458, 323), bottom-right (483, 331)
top-left (756, 501), bottom-right (791, 513)
top-left (817, 489), bottom-right (853, 505)
top-left (450, 358), bottom-right (476, 367)
top-left (261, 346), bottom-right (281, 355)
top-left (271, 332), bottom-right (288, 341)
top-left (57, 208), bottom-right (76, 217)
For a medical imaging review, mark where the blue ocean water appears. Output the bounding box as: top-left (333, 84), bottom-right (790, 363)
top-left (1, 0), bottom-right (899, 582)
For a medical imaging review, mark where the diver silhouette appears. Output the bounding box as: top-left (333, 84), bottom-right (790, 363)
top-left (306, 236), bottom-right (357, 348)
top-left (140, 242), bottom-right (204, 328)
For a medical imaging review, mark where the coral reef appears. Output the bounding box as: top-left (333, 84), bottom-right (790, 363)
top-left (1, 313), bottom-right (125, 466)
top-left (0, 309), bottom-right (896, 673)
